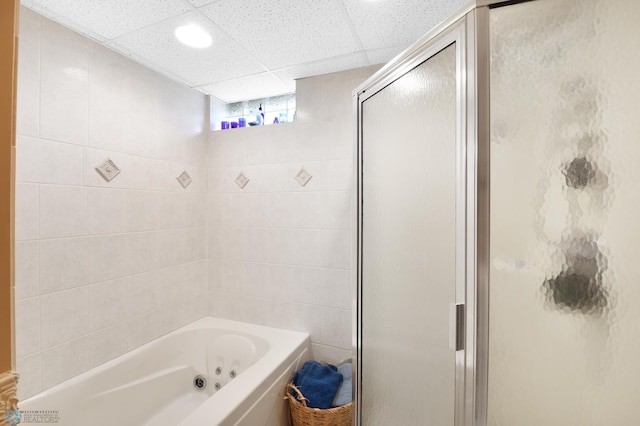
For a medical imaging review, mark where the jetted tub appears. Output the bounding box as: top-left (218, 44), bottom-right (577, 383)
top-left (20, 317), bottom-right (311, 425)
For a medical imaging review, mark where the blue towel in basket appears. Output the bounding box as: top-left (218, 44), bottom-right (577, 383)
top-left (331, 362), bottom-right (352, 407)
top-left (292, 360), bottom-right (343, 409)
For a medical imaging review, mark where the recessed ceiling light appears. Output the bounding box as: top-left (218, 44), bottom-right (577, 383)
top-left (174, 24), bottom-right (212, 49)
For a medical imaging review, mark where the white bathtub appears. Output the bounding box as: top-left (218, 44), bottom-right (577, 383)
top-left (20, 317), bottom-right (311, 425)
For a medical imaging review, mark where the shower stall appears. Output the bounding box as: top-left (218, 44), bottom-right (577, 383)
top-left (354, 0), bottom-right (640, 425)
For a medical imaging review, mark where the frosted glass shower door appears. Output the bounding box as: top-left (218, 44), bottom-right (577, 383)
top-left (359, 43), bottom-right (459, 425)
top-left (488, 0), bottom-right (640, 425)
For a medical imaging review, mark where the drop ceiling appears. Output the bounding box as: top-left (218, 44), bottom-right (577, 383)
top-left (20, 0), bottom-right (467, 103)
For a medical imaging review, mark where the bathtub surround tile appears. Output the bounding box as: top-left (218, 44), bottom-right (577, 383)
top-left (131, 157), bottom-right (168, 191)
top-left (17, 136), bottom-right (83, 185)
top-left (87, 322), bottom-right (131, 367)
top-left (15, 297), bottom-right (41, 358)
top-left (210, 192), bottom-right (351, 230)
top-left (39, 86), bottom-right (89, 146)
top-left (206, 67), bottom-right (377, 356)
top-left (154, 297), bottom-right (206, 338)
top-left (155, 121), bottom-right (185, 164)
top-left (125, 190), bottom-right (159, 232)
top-left (209, 160), bottom-right (352, 195)
top-left (15, 241), bottom-right (39, 300)
top-left (87, 104), bottom-right (128, 153)
top-left (311, 344), bottom-right (352, 365)
top-left (16, 353), bottom-right (43, 400)
top-left (208, 261), bottom-right (349, 310)
top-left (88, 278), bottom-right (129, 331)
top-left (185, 228), bottom-right (208, 262)
top-left (87, 234), bottom-right (132, 283)
top-left (185, 193), bottom-right (207, 228)
top-left (88, 55), bottom-right (130, 109)
top-left (156, 79), bottom-right (185, 127)
top-left (289, 303), bottom-right (322, 339)
top-left (127, 231), bottom-right (160, 274)
top-left (209, 227), bottom-right (350, 269)
top-left (123, 113), bottom-right (160, 159)
top-left (38, 185), bottom-right (87, 239)
top-left (126, 271), bottom-right (164, 316)
top-left (190, 260), bottom-right (209, 296)
top-left (40, 287), bottom-right (89, 349)
top-left (15, 183), bottom-right (39, 241)
top-left (161, 262), bottom-right (206, 304)
top-left (156, 192), bottom-right (186, 230)
top-left (177, 296), bottom-right (207, 326)
top-left (320, 307), bottom-right (352, 349)
top-left (157, 228), bottom-right (207, 268)
top-left (16, 76), bottom-right (39, 138)
top-left (17, 9), bottom-right (41, 81)
top-left (157, 229), bottom-right (185, 268)
top-left (128, 156), bottom-right (169, 192)
top-left (320, 269), bottom-right (351, 309)
top-left (40, 26), bottom-right (89, 97)
top-left (148, 307), bottom-right (180, 339)
top-left (123, 313), bottom-right (161, 350)
top-left (206, 195), bottom-right (223, 227)
top-left (87, 188), bottom-right (128, 235)
top-left (208, 292), bottom-right (248, 322)
top-left (39, 237), bottom-right (89, 294)
top-left (40, 336), bottom-right (94, 390)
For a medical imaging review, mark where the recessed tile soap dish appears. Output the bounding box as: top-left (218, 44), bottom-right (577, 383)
top-left (177, 171), bottom-right (192, 188)
top-left (295, 168), bottom-right (312, 187)
top-left (235, 172), bottom-right (249, 189)
top-left (95, 159), bottom-right (121, 182)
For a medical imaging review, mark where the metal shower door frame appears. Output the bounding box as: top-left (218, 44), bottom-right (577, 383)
top-left (352, 1), bottom-right (495, 425)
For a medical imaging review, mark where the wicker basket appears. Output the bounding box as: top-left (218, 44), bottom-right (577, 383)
top-left (286, 383), bottom-right (353, 426)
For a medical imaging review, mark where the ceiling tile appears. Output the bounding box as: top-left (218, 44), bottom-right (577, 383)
top-left (365, 46), bottom-right (406, 66)
top-left (274, 52), bottom-right (370, 82)
top-left (108, 11), bottom-right (266, 87)
top-left (199, 0), bottom-right (361, 69)
top-left (341, 0), bottom-right (467, 50)
top-left (186, 0), bottom-right (219, 6)
top-left (22, 0), bottom-right (467, 103)
top-left (21, 0), bottom-right (192, 40)
top-left (196, 72), bottom-right (292, 103)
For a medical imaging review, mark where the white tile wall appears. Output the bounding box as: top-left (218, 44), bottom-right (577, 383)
top-left (15, 8), bottom-right (209, 400)
top-left (16, 77), bottom-right (39, 138)
top-left (39, 86), bottom-right (89, 146)
top-left (38, 185), bottom-right (87, 239)
top-left (14, 6), bottom-right (377, 401)
top-left (15, 241), bottom-right (39, 300)
top-left (17, 136), bottom-right (83, 185)
top-left (206, 65), bottom-right (379, 363)
top-left (15, 183), bottom-right (39, 241)
top-left (87, 188), bottom-right (128, 235)
top-left (39, 287), bottom-right (90, 349)
top-left (15, 297), bottom-right (40, 357)
top-left (39, 237), bottom-right (88, 294)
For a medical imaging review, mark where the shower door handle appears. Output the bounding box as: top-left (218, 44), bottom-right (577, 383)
top-left (449, 303), bottom-right (465, 351)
